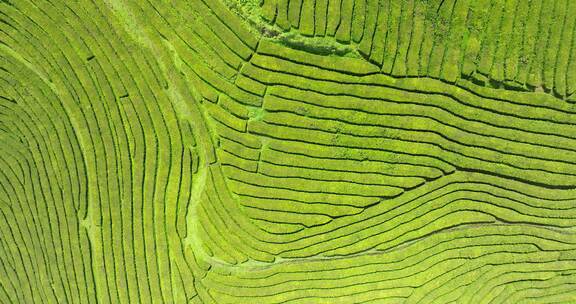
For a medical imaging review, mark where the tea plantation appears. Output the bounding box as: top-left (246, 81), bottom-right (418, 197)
top-left (0, 0), bottom-right (575, 303)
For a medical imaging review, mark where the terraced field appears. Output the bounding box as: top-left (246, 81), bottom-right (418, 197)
top-left (1, 0), bottom-right (576, 303)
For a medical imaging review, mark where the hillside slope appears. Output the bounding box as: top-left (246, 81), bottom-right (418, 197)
top-left (0, 0), bottom-right (575, 303)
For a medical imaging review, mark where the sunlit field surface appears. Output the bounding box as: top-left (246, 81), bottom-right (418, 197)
top-left (1, 0), bottom-right (576, 303)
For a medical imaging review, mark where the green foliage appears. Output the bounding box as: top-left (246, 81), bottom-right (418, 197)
top-left (2, 0), bottom-right (576, 303)
top-left (274, 31), bottom-right (360, 57)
